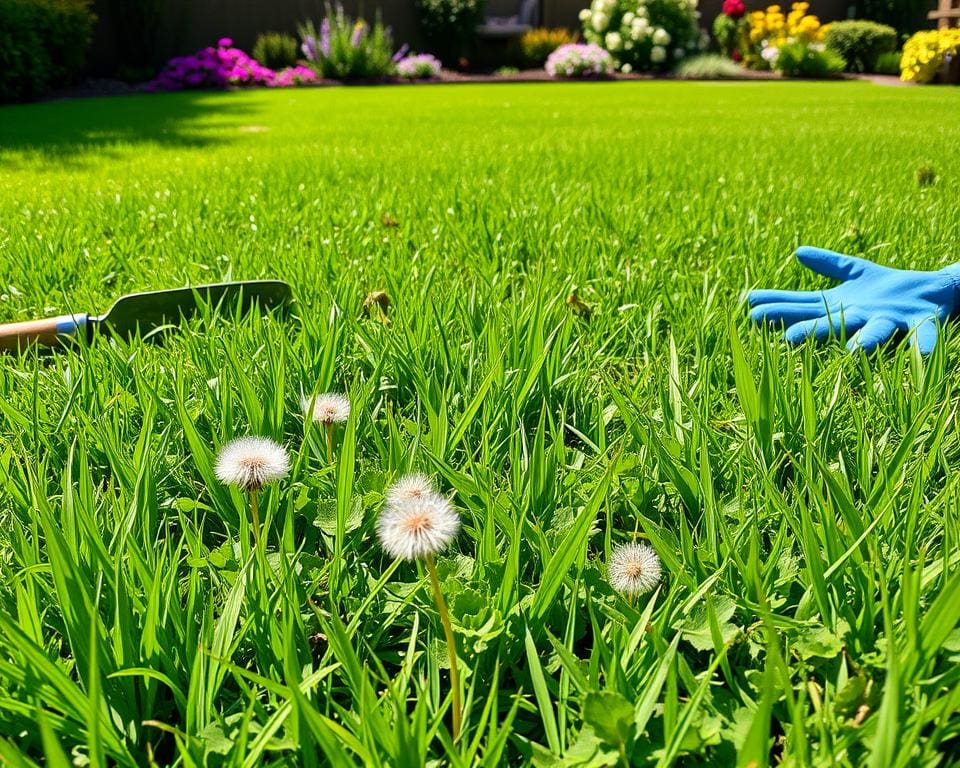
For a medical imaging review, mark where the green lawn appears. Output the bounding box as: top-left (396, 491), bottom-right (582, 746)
top-left (1, 81), bottom-right (960, 766)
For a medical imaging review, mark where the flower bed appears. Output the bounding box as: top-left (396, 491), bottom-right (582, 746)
top-left (899, 28), bottom-right (960, 84)
top-left (150, 38), bottom-right (318, 91)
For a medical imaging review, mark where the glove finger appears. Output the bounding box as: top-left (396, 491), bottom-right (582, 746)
top-left (909, 317), bottom-right (939, 355)
top-left (784, 310), bottom-right (867, 345)
top-left (846, 316), bottom-right (898, 353)
top-left (747, 288), bottom-right (828, 307)
top-left (750, 302), bottom-right (828, 325)
top-left (795, 246), bottom-right (873, 282)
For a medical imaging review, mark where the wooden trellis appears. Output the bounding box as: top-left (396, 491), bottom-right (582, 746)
top-left (929, 0), bottom-right (960, 28)
top-left (928, 0), bottom-right (960, 83)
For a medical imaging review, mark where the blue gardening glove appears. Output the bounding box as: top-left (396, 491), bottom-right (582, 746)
top-left (748, 246), bottom-right (960, 355)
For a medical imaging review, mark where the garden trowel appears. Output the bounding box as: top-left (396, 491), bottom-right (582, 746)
top-left (0, 280), bottom-right (293, 352)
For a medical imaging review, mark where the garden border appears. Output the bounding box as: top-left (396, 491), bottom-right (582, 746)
top-left (41, 69), bottom-right (918, 103)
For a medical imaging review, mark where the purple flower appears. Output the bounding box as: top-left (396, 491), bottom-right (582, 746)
top-left (148, 38), bottom-right (277, 90)
top-left (350, 20), bottom-right (365, 48)
top-left (395, 52), bottom-right (442, 79)
top-left (545, 43), bottom-right (614, 78)
top-left (302, 34), bottom-right (318, 61)
top-left (271, 65), bottom-right (318, 87)
top-left (320, 18), bottom-right (331, 57)
top-left (392, 43), bottom-right (410, 62)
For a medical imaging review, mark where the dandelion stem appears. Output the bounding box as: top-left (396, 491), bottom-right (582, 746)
top-left (249, 488), bottom-right (262, 547)
top-left (325, 423), bottom-right (334, 464)
top-left (426, 552), bottom-right (461, 741)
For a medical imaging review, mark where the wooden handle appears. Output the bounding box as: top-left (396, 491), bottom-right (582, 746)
top-left (0, 314), bottom-right (87, 352)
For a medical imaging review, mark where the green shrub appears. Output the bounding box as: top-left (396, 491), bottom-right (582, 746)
top-left (253, 31), bottom-right (299, 70)
top-left (520, 28), bottom-right (578, 68)
top-left (674, 53), bottom-right (744, 78)
top-left (299, 5), bottom-right (395, 80)
top-left (774, 42), bottom-right (845, 77)
top-left (824, 19), bottom-right (897, 72)
top-left (0, 0), bottom-right (95, 102)
top-left (874, 49), bottom-right (901, 74)
top-left (415, 0), bottom-right (486, 66)
top-left (712, 13), bottom-right (741, 60)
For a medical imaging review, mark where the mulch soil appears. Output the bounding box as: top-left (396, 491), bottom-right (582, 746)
top-left (43, 68), bottom-right (913, 102)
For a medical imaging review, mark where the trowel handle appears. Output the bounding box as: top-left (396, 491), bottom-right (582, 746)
top-left (0, 314), bottom-right (88, 352)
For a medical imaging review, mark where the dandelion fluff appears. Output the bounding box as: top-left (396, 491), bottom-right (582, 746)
top-left (608, 542), bottom-right (661, 596)
top-left (377, 495), bottom-right (460, 561)
top-left (215, 436), bottom-right (290, 492)
top-left (386, 473), bottom-right (436, 507)
top-left (302, 392), bottom-right (351, 425)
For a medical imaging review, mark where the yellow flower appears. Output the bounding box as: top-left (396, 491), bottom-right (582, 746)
top-left (900, 28), bottom-right (960, 83)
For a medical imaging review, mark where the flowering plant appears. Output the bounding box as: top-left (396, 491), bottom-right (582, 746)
top-left (722, 0), bottom-right (745, 18)
top-left (712, 0), bottom-right (748, 61)
top-left (396, 53), bottom-right (443, 79)
top-left (744, 3), bottom-right (828, 69)
top-left (545, 42), bottom-right (616, 77)
top-left (149, 39), bottom-right (321, 91)
top-left (899, 28), bottom-right (960, 84)
top-left (270, 65), bottom-right (319, 87)
top-left (520, 28), bottom-right (580, 67)
top-left (150, 38), bottom-right (277, 91)
top-left (299, 4), bottom-right (396, 79)
top-left (577, 0), bottom-right (701, 72)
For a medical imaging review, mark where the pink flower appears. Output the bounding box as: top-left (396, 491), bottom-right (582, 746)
top-left (723, 0), bottom-right (745, 18)
top-left (218, 37), bottom-right (233, 47)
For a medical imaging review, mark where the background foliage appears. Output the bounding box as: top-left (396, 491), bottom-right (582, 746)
top-left (824, 20), bottom-right (898, 73)
top-left (0, 0), bottom-right (95, 102)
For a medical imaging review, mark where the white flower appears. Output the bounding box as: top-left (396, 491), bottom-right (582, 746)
top-left (592, 12), bottom-right (609, 31)
top-left (761, 45), bottom-right (780, 62)
top-left (608, 542), bottom-right (661, 596)
top-left (605, 31), bottom-right (622, 50)
top-left (377, 495), bottom-right (460, 561)
top-left (215, 436), bottom-right (290, 492)
top-left (386, 473), bottom-right (436, 507)
top-left (631, 17), bottom-right (649, 39)
top-left (621, 62), bottom-right (633, 73)
top-left (652, 28), bottom-right (671, 46)
top-left (302, 392), bottom-right (351, 425)
top-left (650, 45), bottom-right (667, 63)
top-left (673, 47), bottom-right (685, 59)
top-left (636, 6), bottom-right (648, 17)
top-left (622, 11), bottom-right (635, 24)
top-left (579, 8), bottom-right (592, 21)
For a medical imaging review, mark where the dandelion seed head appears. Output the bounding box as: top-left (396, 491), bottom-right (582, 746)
top-left (608, 542), bottom-right (661, 596)
top-left (214, 436), bottom-right (290, 492)
top-left (386, 473), bottom-right (436, 506)
top-left (302, 392), bottom-right (351, 425)
top-left (377, 495), bottom-right (460, 561)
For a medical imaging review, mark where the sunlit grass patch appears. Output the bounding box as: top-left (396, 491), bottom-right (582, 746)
top-left (1, 81), bottom-right (959, 765)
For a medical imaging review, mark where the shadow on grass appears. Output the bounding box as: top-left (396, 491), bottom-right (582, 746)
top-left (0, 91), bottom-right (262, 166)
